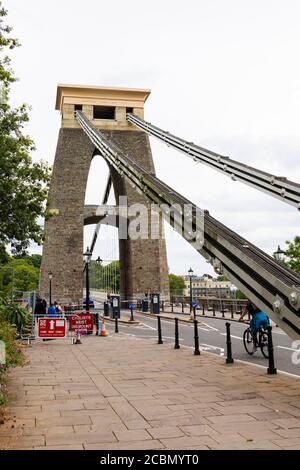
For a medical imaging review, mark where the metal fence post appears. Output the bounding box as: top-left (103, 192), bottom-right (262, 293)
top-left (193, 319), bottom-right (200, 355)
top-left (115, 317), bottom-right (119, 333)
top-left (174, 318), bottom-right (180, 349)
top-left (157, 316), bottom-right (163, 344)
top-left (225, 322), bottom-right (234, 364)
top-left (267, 326), bottom-right (277, 375)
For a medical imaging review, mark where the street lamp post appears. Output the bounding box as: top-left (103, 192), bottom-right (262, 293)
top-left (84, 247), bottom-right (92, 312)
top-left (96, 256), bottom-right (102, 292)
top-left (273, 245), bottom-right (285, 263)
top-left (48, 271), bottom-right (53, 305)
top-left (188, 267), bottom-right (194, 313)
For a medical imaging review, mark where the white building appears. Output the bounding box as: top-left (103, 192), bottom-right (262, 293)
top-left (183, 275), bottom-right (236, 298)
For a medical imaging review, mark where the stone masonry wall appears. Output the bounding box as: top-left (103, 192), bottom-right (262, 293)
top-left (40, 127), bottom-right (170, 303)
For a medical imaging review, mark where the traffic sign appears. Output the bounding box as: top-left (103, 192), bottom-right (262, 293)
top-left (38, 317), bottom-right (66, 338)
top-left (129, 303), bottom-right (134, 309)
top-left (69, 313), bottom-right (94, 333)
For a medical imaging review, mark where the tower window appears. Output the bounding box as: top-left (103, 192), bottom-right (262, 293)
top-left (93, 106), bottom-right (115, 120)
top-left (75, 104), bottom-right (82, 111)
top-left (126, 107), bottom-right (133, 114)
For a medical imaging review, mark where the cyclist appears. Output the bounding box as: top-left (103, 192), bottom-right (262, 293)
top-left (239, 300), bottom-right (269, 351)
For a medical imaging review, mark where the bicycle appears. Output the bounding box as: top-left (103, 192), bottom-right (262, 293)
top-left (243, 324), bottom-right (269, 358)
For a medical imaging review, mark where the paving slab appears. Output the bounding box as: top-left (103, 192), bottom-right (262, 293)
top-left (0, 333), bottom-right (300, 450)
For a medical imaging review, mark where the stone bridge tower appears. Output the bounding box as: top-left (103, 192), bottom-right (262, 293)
top-left (39, 84), bottom-right (170, 303)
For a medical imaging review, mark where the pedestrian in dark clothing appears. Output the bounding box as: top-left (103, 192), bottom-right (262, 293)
top-left (34, 298), bottom-right (46, 317)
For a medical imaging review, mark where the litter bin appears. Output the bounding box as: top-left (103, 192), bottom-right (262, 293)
top-left (104, 301), bottom-right (110, 316)
top-left (142, 299), bottom-right (148, 312)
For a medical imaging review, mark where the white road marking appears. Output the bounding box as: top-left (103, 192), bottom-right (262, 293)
top-left (140, 322), bottom-right (156, 331)
top-left (201, 343), bottom-right (224, 355)
top-left (276, 345), bottom-right (299, 352)
top-left (201, 322), bottom-right (219, 332)
top-left (220, 333), bottom-right (243, 340)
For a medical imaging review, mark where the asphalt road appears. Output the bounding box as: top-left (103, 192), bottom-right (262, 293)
top-left (95, 304), bottom-right (300, 378)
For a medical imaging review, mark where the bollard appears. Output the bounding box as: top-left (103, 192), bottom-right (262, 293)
top-left (129, 303), bottom-right (135, 322)
top-left (174, 318), bottom-right (180, 349)
top-left (225, 322), bottom-right (234, 364)
top-left (213, 304), bottom-right (216, 316)
top-left (231, 304), bottom-right (234, 319)
top-left (193, 305), bottom-right (197, 321)
top-left (181, 302), bottom-right (184, 313)
top-left (267, 326), bottom-right (277, 375)
top-left (115, 317), bottom-right (119, 333)
top-left (162, 301), bottom-right (165, 312)
top-left (171, 302), bottom-right (174, 313)
top-left (157, 316), bottom-right (163, 344)
top-left (130, 308), bottom-right (134, 321)
top-left (193, 319), bottom-right (200, 355)
top-left (202, 302), bottom-right (205, 316)
top-left (95, 312), bottom-right (100, 336)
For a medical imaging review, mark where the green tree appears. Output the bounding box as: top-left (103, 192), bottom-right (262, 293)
top-left (214, 275), bottom-right (229, 281)
top-left (0, 254), bottom-right (40, 297)
top-left (284, 236), bottom-right (300, 275)
top-left (11, 264), bottom-right (39, 292)
top-left (169, 274), bottom-right (186, 295)
top-left (0, 3), bottom-right (51, 254)
top-left (235, 290), bottom-right (247, 300)
top-left (89, 260), bottom-right (120, 292)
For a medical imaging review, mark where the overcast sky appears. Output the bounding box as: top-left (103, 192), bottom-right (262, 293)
top-left (7, 0), bottom-right (300, 276)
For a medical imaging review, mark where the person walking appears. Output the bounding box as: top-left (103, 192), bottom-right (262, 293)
top-left (47, 303), bottom-right (56, 317)
top-left (54, 301), bottom-right (62, 316)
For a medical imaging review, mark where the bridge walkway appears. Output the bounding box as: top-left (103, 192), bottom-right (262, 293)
top-left (1, 334), bottom-right (300, 450)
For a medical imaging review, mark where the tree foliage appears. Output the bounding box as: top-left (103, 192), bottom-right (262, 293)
top-left (214, 275), bottom-right (229, 281)
top-left (284, 236), bottom-right (300, 275)
top-left (89, 260), bottom-right (120, 293)
top-left (0, 3), bottom-right (51, 254)
top-left (169, 274), bottom-right (186, 294)
top-left (0, 253), bottom-right (40, 296)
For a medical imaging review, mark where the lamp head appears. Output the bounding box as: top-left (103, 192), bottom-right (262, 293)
top-left (83, 246), bottom-right (92, 264)
top-left (273, 245), bottom-right (285, 262)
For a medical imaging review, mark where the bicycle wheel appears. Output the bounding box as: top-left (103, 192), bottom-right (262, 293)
top-left (243, 327), bottom-right (254, 355)
top-left (259, 328), bottom-right (269, 359)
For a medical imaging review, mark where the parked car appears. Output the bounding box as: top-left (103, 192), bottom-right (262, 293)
top-left (82, 297), bottom-right (95, 308)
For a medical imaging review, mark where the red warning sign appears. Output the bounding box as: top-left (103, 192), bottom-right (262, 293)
top-left (38, 317), bottom-right (67, 338)
top-left (69, 313), bottom-right (94, 333)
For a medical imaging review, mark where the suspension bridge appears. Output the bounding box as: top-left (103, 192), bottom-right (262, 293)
top-left (39, 84), bottom-right (300, 340)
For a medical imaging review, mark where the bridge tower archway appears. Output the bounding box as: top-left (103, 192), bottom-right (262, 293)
top-left (39, 85), bottom-right (170, 304)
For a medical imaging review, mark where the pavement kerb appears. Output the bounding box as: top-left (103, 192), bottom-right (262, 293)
top-left (99, 315), bottom-right (140, 325)
top-left (132, 311), bottom-right (204, 325)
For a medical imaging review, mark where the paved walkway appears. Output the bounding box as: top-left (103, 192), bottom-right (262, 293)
top-left (1, 333), bottom-right (300, 450)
